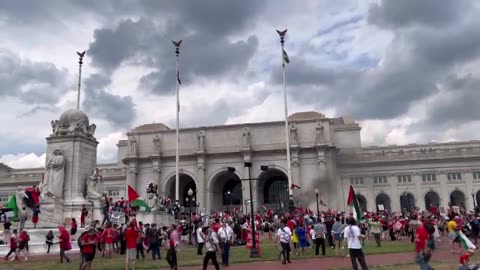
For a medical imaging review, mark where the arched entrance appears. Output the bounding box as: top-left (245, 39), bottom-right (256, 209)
top-left (165, 173), bottom-right (197, 207)
top-left (356, 194), bottom-right (367, 211)
top-left (424, 191), bottom-right (440, 210)
top-left (400, 192), bottom-right (415, 213)
top-left (259, 169), bottom-right (289, 211)
top-left (450, 190), bottom-right (465, 207)
top-left (375, 193), bottom-right (391, 212)
top-left (209, 170), bottom-right (242, 211)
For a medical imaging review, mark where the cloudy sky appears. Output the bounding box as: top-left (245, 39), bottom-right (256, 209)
top-left (1, 0), bottom-right (479, 169)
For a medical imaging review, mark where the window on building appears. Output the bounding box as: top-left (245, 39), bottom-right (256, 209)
top-left (373, 176), bottom-right (388, 184)
top-left (350, 177), bottom-right (364, 185)
top-left (0, 195), bottom-right (8, 203)
top-left (397, 175), bottom-right (412, 183)
top-left (108, 189), bottom-right (120, 197)
top-left (447, 172), bottom-right (462, 181)
top-left (422, 173), bottom-right (437, 182)
top-left (473, 171), bottom-right (480, 180)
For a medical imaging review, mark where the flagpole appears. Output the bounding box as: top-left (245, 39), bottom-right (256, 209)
top-left (172, 40), bottom-right (182, 203)
top-left (76, 51), bottom-right (85, 110)
top-left (277, 29), bottom-right (293, 197)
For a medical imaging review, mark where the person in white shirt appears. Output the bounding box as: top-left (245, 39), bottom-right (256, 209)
top-left (217, 220), bottom-right (234, 267)
top-left (201, 226), bottom-right (220, 270)
top-left (275, 220), bottom-right (292, 265)
top-left (197, 226), bottom-right (204, 255)
top-left (343, 217), bottom-right (368, 270)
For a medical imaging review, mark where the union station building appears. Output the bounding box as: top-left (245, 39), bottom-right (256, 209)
top-left (1, 111), bottom-right (480, 214)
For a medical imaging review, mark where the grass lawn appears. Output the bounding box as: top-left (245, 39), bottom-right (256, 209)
top-left (0, 239), bottom-right (414, 270)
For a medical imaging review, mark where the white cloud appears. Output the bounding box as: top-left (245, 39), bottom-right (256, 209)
top-left (0, 153), bottom-right (46, 169)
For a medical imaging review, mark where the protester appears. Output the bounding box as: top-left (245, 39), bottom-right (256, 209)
top-left (80, 204), bottom-right (88, 227)
top-left (102, 223), bottom-right (115, 258)
top-left (218, 219), bottom-right (234, 266)
top-left (370, 217), bottom-right (382, 247)
top-left (70, 218), bottom-right (78, 237)
top-left (166, 239), bottom-right (178, 270)
top-left (16, 229), bottom-right (29, 261)
top-left (124, 221), bottom-right (139, 270)
top-left (276, 220), bottom-right (292, 265)
top-left (459, 249), bottom-right (477, 270)
top-left (343, 217), bottom-right (368, 270)
top-left (45, 230), bottom-right (54, 253)
top-left (314, 218), bottom-right (326, 256)
top-left (32, 206), bottom-right (40, 229)
top-left (58, 226), bottom-right (72, 263)
top-left (4, 229), bottom-right (17, 261)
top-left (3, 219), bottom-right (12, 244)
top-left (331, 216), bottom-right (345, 257)
top-left (296, 225), bottom-right (308, 255)
top-left (136, 228), bottom-right (145, 260)
top-left (196, 224), bottom-right (205, 255)
top-left (202, 226), bottom-right (220, 270)
top-left (80, 227), bottom-right (97, 270)
top-left (149, 223), bottom-right (161, 260)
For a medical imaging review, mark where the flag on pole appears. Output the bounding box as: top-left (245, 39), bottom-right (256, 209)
top-left (347, 185), bottom-right (363, 221)
top-left (177, 70), bottom-right (182, 85)
top-left (320, 200), bottom-right (327, 207)
top-left (290, 184), bottom-right (301, 190)
top-left (283, 49), bottom-right (290, 64)
top-left (127, 185), bottom-right (151, 212)
top-left (4, 194), bottom-right (18, 221)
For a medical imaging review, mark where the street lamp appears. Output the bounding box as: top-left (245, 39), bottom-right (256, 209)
top-left (314, 188), bottom-right (319, 216)
top-left (228, 163), bottom-right (268, 258)
top-left (226, 190), bottom-right (231, 213)
top-left (187, 188), bottom-right (194, 245)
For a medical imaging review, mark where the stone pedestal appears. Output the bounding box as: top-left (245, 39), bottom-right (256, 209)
top-left (88, 199), bottom-right (104, 223)
top-left (136, 212), bottom-right (175, 227)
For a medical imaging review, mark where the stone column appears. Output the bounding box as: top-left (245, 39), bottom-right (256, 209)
top-left (465, 171), bottom-right (474, 211)
top-left (196, 154), bottom-right (206, 212)
top-left (390, 175), bottom-right (399, 211)
top-left (366, 177), bottom-right (375, 212)
top-left (126, 161), bottom-right (137, 191)
top-left (241, 150), bottom-right (254, 214)
top-left (413, 173), bottom-right (423, 210)
top-left (291, 149), bottom-right (301, 204)
top-left (438, 172), bottom-right (449, 209)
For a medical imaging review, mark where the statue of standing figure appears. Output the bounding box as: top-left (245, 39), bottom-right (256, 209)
top-left (40, 149), bottom-right (65, 200)
top-left (290, 124), bottom-right (298, 143)
top-left (86, 169), bottom-right (104, 201)
top-left (153, 134), bottom-right (161, 153)
top-left (197, 130), bottom-right (205, 149)
top-left (243, 127), bottom-right (251, 148)
top-left (316, 123), bottom-right (324, 145)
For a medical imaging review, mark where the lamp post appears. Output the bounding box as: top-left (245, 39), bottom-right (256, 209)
top-left (314, 188), bottom-right (319, 216)
top-left (187, 188), bottom-right (194, 245)
top-left (227, 163), bottom-right (268, 258)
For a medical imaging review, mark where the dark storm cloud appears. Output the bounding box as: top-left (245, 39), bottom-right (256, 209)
top-left (82, 74), bottom-right (136, 127)
top-left (0, 49), bottom-right (69, 105)
top-left (270, 0), bottom-right (480, 123)
top-left (367, 0), bottom-right (472, 29)
top-left (87, 1), bottom-right (264, 95)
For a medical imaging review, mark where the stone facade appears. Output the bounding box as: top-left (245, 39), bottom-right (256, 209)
top-left (1, 111), bottom-right (480, 214)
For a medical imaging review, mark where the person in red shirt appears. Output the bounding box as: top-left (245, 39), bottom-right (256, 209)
top-left (80, 228), bottom-right (97, 270)
top-left (415, 222), bottom-right (429, 253)
top-left (4, 229), bottom-right (17, 261)
top-left (124, 221), bottom-right (139, 270)
top-left (70, 218), bottom-right (78, 237)
top-left (58, 226), bottom-right (71, 263)
top-left (80, 205), bottom-right (88, 227)
top-left (212, 218), bottom-right (221, 233)
top-left (102, 223), bottom-right (115, 258)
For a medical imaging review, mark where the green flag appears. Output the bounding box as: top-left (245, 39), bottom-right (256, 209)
top-left (283, 49), bottom-right (290, 64)
top-left (4, 194), bottom-right (18, 221)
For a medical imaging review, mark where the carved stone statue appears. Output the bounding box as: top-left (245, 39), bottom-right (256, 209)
top-left (316, 124), bottom-right (324, 145)
top-left (87, 124), bottom-right (96, 137)
top-left (129, 136), bottom-right (137, 155)
top-left (197, 130), bottom-right (205, 149)
top-left (51, 120), bottom-right (60, 135)
top-left (41, 149), bottom-right (65, 200)
top-left (290, 124), bottom-right (298, 143)
top-left (145, 192), bottom-right (161, 212)
top-left (153, 134), bottom-right (161, 153)
top-left (86, 169), bottom-right (104, 201)
top-left (243, 127), bottom-right (251, 147)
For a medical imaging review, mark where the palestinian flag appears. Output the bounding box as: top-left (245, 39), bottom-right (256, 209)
top-left (127, 185), bottom-right (151, 212)
top-left (347, 185), bottom-right (363, 221)
top-left (3, 194), bottom-right (18, 221)
top-left (283, 49), bottom-right (290, 64)
top-left (290, 184), bottom-right (301, 190)
top-left (456, 230), bottom-right (476, 250)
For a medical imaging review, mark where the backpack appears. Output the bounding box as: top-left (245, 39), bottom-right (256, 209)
top-left (77, 231), bottom-right (89, 249)
top-left (425, 223), bottom-right (435, 235)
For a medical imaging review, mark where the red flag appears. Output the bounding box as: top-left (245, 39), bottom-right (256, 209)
top-left (127, 185), bottom-right (140, 203)
top-left (290, 184), bottom-right (301, 190)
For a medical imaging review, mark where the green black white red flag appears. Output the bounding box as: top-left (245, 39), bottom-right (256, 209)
top-left (128, 185), bottom-right (151, 212)
top-left (347, 185), bottom-right (363, 221)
